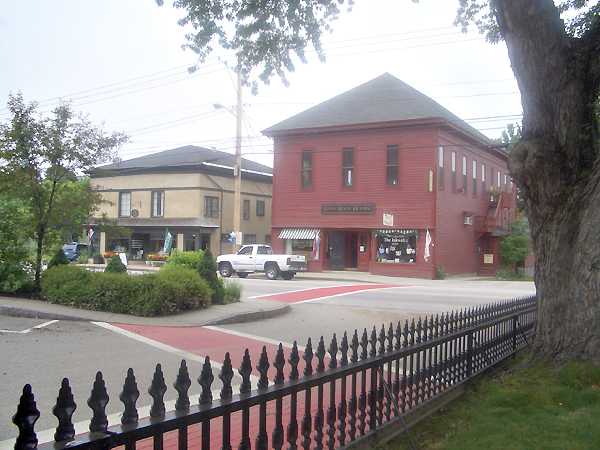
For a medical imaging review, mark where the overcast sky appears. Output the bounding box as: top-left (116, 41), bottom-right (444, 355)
top-left (0, 0), bottom-right (522, 167)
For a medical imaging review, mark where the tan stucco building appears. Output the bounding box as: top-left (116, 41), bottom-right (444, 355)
top-left (89, 145), bottom-right (273, 259)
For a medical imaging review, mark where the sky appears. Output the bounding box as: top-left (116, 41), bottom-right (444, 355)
top-left (0, 0), bottom-right (523, 168)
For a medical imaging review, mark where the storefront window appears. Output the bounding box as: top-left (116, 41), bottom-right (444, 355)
top-left (374, 230), bottom-right (417, 263)
top-left (291, 239), bottom-right (314, 260)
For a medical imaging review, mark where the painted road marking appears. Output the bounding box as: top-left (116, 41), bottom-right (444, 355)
top-left (103, 323), bottom-right (284, 375)
top-left (94, 322), bottom-right (227, 372)
top-left (250, 284), bottom-right (404, 304)
top-left (0, 319), bottom-right (59, 334)
top-left (204, 325), bottom-right (303, 351)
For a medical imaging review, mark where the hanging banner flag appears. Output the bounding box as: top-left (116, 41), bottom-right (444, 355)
top-left (87, 227), bottom-right (95, 249)
top-left (312, 231), bottom-right (321, 260)
top-left (424, 229), bottom-right (433, 262)
top-left (162, 228), bottom-right (173, 253)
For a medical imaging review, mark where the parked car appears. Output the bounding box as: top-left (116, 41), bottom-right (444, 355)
top-left (216, 244), bottom-right (307, 280)
top-left (62, 243), bottom-right (88, 261)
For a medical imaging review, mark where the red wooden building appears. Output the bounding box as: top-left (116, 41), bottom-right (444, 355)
top-left (262, 73), bottom-right (516, 278)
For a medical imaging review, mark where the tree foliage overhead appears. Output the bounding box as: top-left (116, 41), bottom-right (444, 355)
top-left (0, 93), bottom-right (128, 292)
top-left (156, 0), bottom-right (355, 93)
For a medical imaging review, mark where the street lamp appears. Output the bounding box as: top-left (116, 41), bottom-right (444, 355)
top-left (213, 68), bottom-right (243, 250)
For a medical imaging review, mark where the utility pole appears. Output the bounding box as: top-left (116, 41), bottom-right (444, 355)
top-left (233, 66), bottom-right (242, 251)
top-left (214, 63), bottom-right (243, 251)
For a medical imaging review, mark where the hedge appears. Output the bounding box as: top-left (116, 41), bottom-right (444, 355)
top-left (40, 265), bottom-right (212, 316)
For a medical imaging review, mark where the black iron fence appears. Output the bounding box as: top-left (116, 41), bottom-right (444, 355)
top-left (12, 296), bottom-right (537, 450)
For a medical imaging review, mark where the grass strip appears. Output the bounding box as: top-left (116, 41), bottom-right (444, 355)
top-left (385, 353), bottom-right (600, 450)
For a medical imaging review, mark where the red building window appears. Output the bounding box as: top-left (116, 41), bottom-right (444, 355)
top-left (462, 155), bottom-right (467, 195)
top-left (482, 164), bottom-right (486, 200)
top-left (451, 151), bottom-right (457, 192)
top-left (301, 151), bottom-right (312, 189)
top-left (438, 147), bottom-right (444, 189)
top-left (342, 148), bottom-right (354, 188)
top-left (473, 160), bottom-right (477, 197)
top-left (386, 145), bottom-right (399, 186)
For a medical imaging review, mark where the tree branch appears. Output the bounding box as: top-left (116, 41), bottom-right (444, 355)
top-left (576, 15), bottom-right (600, 86)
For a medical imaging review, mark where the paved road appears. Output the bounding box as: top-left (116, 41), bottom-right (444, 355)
top-left (1, 277), bottom-right (535, 446)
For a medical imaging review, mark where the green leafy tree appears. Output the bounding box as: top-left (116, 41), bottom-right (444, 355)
top-left (0, 93), bottom-right (128, 293)
top-left (156, 0), bottom-right (355, 93)
top-left (0, 197), bottom-right (34, 293)
top-left (499, 219), bottom-right (532, 273)
top-left (198, 248), bottom-right (225, 304)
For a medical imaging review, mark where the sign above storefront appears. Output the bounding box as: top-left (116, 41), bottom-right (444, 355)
top-left (321, 203), bottom-right (375, 214)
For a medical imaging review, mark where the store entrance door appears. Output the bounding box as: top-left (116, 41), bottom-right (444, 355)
top-left (357, 233), bottom-right (371, 271)
top-left (329, 231), bottom-right (345, 269)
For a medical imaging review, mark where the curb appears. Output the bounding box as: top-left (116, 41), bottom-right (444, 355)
top-left (0, 305), bottom-right (91, 322)
top-left (199, 303), bottom-right (291, 326)
top-left (0, 303), bottom-right (292, 326)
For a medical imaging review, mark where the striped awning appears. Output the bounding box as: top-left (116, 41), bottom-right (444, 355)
top-left (278, 228), bottom-right (321, 240)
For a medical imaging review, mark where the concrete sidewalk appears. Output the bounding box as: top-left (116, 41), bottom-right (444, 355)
top-left (0, 269), bottom-right (444, 327)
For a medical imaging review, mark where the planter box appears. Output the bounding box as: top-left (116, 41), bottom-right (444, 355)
top-left (147, 260), bottom-right (166, 267)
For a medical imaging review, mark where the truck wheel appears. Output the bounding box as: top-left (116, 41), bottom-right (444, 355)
top-left (265, 264), bottom-right (280, 280)
top-left (219, 263), bottom-right (233, 278)
top-left (237, 272), bottom-right (249, 278)
top-left (281, 271), bottom-right (295, 280)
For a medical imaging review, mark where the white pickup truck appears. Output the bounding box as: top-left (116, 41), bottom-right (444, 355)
top-left (216, 244), bottom-right (307, 280)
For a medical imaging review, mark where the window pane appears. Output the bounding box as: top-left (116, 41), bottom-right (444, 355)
top-left (343, 149), bottom-right (354, 167)
top-left (301, 151), bottom-right (312, 189)
top-left (462, 156), bottom-right (467, 194)
top-left (204, 196), bottom-right (219, 218)
top-left (343, 168), bottom-right (354, 187)
top-left (243, 200), bottom-right (250, 220)
top-left (342, 149), bottom-right (354, 188)
top-left (152, 191), bottom-right (164, 217)
top-left (386, 145), bottom-right (399, 186)
top-left (473, 160), bottom-right (477, 197)
top-left (387, 146), bottom-right (398, 165)
top-left (451, 152), bottom-right (456, 191)
top-left (256, 200), bottom-right (265, 216)
top-left (438, 147), bottom-right (444, 189)
top-left (119, 192), bottom-right (131, 217)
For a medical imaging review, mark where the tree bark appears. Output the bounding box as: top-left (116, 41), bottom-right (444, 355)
top-left (495, 0), bottom-right (600, 362)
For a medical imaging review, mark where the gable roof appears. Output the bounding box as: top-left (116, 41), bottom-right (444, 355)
top-left (92, 145), bottom-right (272, 176)
top-left (262, 73), bottom-right (492, 144)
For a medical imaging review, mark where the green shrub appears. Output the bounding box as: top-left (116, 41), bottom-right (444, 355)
top-left (223, 278), bottom-right (243, 304)
top-left (104, 256), bottom-right (127, 274)
top-left (41, 265), bottom-right (211, 316)
top-left (435, 264), bottom-right (448, 280)
top-left (198, 248), bottom-right (225, 304)
top-left (41, 265), bottom-right (94, 306)
top-left (48, 247), bottom-right (69, 268)
top-left (166, 250), bottom-right (204, 270)
top-left (0, 261), bottom-right (35, 294)
top-left (77, 248), bottom-right (88, 262)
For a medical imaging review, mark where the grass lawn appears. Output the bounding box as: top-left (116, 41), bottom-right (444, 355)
top-left (386, 353), bottom-right (600, 450)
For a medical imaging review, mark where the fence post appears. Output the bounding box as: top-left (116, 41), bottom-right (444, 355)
top-left (466, 333), bottom-right (473, 378)
top-left (512, 315), bottom-right (518, 352)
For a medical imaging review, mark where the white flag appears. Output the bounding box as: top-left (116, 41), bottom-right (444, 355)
top-left (424, 229), bottom-right (432, 262)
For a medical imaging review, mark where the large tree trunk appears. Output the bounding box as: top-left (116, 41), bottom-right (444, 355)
top-left (495, 0), bottom-right (600, 362)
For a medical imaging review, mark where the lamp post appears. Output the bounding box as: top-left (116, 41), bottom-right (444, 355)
top-left (214, 67), bottom-right (243, 250)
